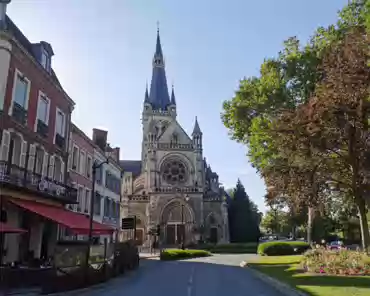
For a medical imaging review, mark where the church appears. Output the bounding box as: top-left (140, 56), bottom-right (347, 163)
top-left (120, 29), bottom-right (229, 247)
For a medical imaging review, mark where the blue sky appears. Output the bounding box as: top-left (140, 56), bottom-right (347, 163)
top-left (7, 0), bottom-right (348, 212)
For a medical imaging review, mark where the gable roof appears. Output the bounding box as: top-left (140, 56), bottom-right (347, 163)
top-left (157, 119), bottom-right (192, 143)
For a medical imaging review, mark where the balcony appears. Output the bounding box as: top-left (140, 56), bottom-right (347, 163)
top-left (12, 102), bottom-right (28, 126)
top-left (36, 119), bottom-right (49, 138)
top-left (0, 160), bottom-right (77, 203)
top-left (55, 133), bottom-right (65, 149)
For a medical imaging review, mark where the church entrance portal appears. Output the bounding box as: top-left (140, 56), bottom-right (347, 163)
top-left (210, 227), bottom-right (218, 243)
top-left (165, 223), bottom-right (185, 245)
top-left (161, 200), bottom-right (193, 246)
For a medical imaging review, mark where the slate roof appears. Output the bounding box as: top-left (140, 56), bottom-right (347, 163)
top-left (4, 15), bottom-right (73, 104)
top-left (147, 30), bottom-right (171, 110)
top-left (119, 160), bottom-right (142, 178)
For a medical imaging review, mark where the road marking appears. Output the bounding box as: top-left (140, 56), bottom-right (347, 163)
top-left (187, 285), bottom-right (192, 296)
top-left (187, 266), bottom-right (195, 296)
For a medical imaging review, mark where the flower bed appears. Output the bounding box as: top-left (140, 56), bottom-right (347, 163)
top-left (301, 247), bottom-right (370, 276)
top-left (160, 249), bottom-right (211, 261)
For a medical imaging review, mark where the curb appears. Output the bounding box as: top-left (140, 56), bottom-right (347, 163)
top-left (240, 261), bottom-right (308, 296)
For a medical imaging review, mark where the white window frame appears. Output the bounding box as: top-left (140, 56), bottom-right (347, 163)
top-left (72, 144), bottom-right (79, 171)
top-left (77, 185), bottom-right (84, 212)
top-left (54, 108), bottom-right (66, 143)
top-left (79, 150), bottom-right (86, 176)
top-left (86, 155), bottom-right (92, 179)
top-left (34, 91), bottom-right (50, 132)
top-left (41, 48), bottom-right (49, 70)
top-left (85, 188), bottom-right (90, 213)
top-left (9, 69), bottom-right (31, 116)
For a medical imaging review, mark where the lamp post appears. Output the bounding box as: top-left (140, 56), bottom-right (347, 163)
top-left (181, 195), bottom-right (189, 250)
top-left (84, 157), bottom-right (109, 280)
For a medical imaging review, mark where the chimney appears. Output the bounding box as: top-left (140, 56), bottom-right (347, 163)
top-left (112, 147), bottom-right (120, 162)
top-left (92, 128), bottom-right (108, 151)
top-left (0, 1), bottom-right (11, 29)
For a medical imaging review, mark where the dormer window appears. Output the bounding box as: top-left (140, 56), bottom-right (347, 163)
top-left (41, 49), bottom-right (50, 70)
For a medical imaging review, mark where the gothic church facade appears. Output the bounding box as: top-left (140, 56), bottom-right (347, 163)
top-left (120, 30), bottom-right (229, 246)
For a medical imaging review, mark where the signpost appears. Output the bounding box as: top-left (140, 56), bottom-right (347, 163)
top-left (122, 216), bottom-right (136, 240)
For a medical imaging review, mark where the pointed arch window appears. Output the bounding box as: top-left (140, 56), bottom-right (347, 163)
top-left (171, 133), bottom-right (178, 144)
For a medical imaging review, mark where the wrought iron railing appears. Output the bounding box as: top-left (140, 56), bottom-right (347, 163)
top-left (36, 119), bottom-right (49, 138)
top-left (55, 133), bottom-right (65, 149)
top-left (0, 160), bottom-right (77, 203)
top-left (11, 102), bottom-right (28, 126)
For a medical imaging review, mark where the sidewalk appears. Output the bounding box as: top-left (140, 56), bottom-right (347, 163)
top-left (139, 252), bottom-right (160, 259)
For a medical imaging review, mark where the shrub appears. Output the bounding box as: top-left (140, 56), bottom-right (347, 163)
top-left (301, 247), bottom-right (370, 275)
top-left (160, 249), bottom-right (211, 261)
top-left (258, 241), bottom-right (310, 256)
top-left (212, 243), bottom-right (258, 254)
top-left (195, 243), bottom-right (258, 254)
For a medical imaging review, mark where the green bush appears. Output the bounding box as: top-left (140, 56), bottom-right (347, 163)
top-left (212, 243), bottom-right (258, 254)
top-left (301, 247), bottom-right (370, 275)
top-left (160, 249), bottom-right (211, 261)
top-left (196, 243), bottom-right (258, 254)
top-left (258, 241), bottom-right (310, 256)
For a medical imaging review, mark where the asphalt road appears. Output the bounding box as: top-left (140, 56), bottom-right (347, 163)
top-left (69, 254), bottom-right (284, 296)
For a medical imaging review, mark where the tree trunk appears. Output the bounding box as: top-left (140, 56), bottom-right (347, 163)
top-left (357, 197), bottom-right (370, 252)
top-left (307, 206), bottom-right (314, 245)
top-left (292, 225), bottom-right (296, 240)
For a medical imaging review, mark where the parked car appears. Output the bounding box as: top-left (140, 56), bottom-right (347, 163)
top-left (328, 241), bottom-right (344, 250)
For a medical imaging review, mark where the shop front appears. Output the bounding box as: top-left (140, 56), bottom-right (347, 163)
top-left (0, 197), bottom-right (114, 266)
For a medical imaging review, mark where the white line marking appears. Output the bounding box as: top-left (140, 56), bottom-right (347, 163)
top-left (187, 285), bottom-right (192, 296)
top-left (187, 266), bottom-right (195, 296)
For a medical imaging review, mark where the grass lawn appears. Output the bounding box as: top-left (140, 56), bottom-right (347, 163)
top-left (247, 255), bottom-right (370, 296)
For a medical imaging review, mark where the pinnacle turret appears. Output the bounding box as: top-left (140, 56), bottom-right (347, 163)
top-left (192, 116), bottom-right (202, 135)
top-left (170, 84), bottom-right (176, 105)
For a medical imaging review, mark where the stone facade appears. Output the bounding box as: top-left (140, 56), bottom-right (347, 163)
top-left (120, 30), bottom-right (229, 246)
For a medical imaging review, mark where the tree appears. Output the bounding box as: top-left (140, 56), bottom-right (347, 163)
top-left (260, 209), bottom-right (284, 234)
top-left (221, 0), bottom-right (369, 246)
top-left (228, 180), bottom-right (261, 242)
top-left (297, 27), bottom-right (370, 249)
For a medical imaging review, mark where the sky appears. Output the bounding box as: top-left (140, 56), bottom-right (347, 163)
top-left (7, 0), bottom-right (349, 212)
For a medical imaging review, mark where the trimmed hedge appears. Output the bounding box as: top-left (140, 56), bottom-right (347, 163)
top-left (258, 241), bottom-right (310, 256)
top-left (196, 243), bottom-right (258, 254)
top-left (160, 249), bottom-right (211, 261)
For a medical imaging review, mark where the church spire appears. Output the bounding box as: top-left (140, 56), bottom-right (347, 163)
top-left (148, 25), bottom-right (171, 110)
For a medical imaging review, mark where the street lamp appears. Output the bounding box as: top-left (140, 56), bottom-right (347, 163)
top-left (181, 195), bottom-right (189, 250)
top-left (84, 157), bottom-right (109, 280)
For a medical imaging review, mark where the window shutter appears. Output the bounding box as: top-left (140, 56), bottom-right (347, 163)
top-left (27, 144), bottom-right (36, 171)
top-left (48, 155), bottom-right (55, 179)
top-left (60, 160), bottom-right (65, 183)
top-left (85, 189), bottom-right (90, 213)
top-left (41, 152), bottom-right (49, 177)
top-left (0, 130), bottom-right (11, 161)
top-left (68, 136), bottom-right (72, 170)
top-left (19, 140), bottom-right (28, 168)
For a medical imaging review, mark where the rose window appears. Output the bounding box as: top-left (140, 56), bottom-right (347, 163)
top-left (162, 160), bottom-right (187, 184)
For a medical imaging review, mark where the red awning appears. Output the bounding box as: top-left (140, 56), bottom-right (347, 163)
top-left (10, 199), bottom-right (114, 235)
top-left (0, 222), bottom-right (27, 234)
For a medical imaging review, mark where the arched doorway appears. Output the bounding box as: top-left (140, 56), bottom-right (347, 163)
top-left (206, 213), bottom-right (219, 244)
top-left (161, 200), bottom-right (193, 246)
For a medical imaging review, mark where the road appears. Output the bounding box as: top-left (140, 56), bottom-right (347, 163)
top-left (72, 254), bottom-right (284, 296)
